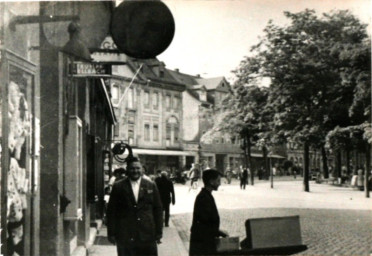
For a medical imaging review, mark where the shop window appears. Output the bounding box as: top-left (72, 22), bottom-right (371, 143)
top-left (144, 124), bottom-right (150, 141)
top-left (153, 124), bottom-right (159, 141)
top-left (5, 60), bottom-right (35, 256)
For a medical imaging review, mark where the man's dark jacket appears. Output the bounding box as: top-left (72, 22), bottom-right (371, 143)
top-left (107, 176), bottom-right (163, 246)
top-left (155, 176), bottom-right (175, 206)
top-left (189, 188), bottom-right (221, 255)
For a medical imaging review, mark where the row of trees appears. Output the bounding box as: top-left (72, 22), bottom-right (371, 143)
top-left (203, 10), bottom-right (371, 196)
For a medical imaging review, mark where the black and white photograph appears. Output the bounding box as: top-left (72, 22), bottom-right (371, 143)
top-left (0, 0), bottom-right (371, 255)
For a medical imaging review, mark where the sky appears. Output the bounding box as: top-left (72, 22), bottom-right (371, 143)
top-left (158, 0), bottom-right (371, 81)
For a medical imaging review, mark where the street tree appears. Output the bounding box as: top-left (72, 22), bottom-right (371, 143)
top-left (234, 9), bottom-right (369, 192)
top-left (201, 84), bottom-right (270, 185)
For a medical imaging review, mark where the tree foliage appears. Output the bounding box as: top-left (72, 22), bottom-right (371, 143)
top-left (205, 9), bottom-right (371, 193)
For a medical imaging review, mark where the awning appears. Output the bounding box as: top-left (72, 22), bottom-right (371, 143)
top-left (268, 154), bottom-right (286, 159)
top-left (247, 153), bottom-right (286, 159)
top-left (133, 148), bottom-right (195, 156)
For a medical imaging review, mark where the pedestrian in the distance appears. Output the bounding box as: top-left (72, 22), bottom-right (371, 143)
top-left (107, 157), bottom-right (163, 256)
top-left (189, 163), bottom-right (200, 191)
top-left (351, 169), bottom-right (358, 188)
top-left (109, 168), bottom-right (125, 190)
top-left (189, 169), bottom-right (228, 256)
top-left (155, 171), bottom-right (176, 227)
top-left (225, 167), bottom-right (232, 184)
top-left (357, 167), bottom-right (364, 191)
top-left (240, 168), bottom-right (248, 190)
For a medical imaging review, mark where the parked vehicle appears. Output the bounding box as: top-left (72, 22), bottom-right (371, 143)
top-left (170, 171), bottom-right (187, 184)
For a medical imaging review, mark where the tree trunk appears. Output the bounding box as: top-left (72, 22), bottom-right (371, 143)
top-left (303, 142), bottom-right (310, 192)
top-left (243, 135), bottom-right (249, 184)
top-left (321, 146), bottom-right (329, 179)
top-left (365, 142), bottom-right (370, 198)
top-left (263, 146), bottom-right (269, 180)
top-left (247, 137), bottom-right (254, 185)
top-left (346, 147), bottom-right (351, 176)
top-left (336, 150), bottom-right (342, 179)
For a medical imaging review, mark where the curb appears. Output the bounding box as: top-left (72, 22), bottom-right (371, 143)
top-left (72, 219), bottom-right (103, 256)
top-left (86, 220), bottom-right (103, 249)
top-left (158, 218), bottom-right (189, 256)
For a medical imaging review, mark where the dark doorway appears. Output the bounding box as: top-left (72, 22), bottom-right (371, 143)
top-left (186, 156), bottom-right (195, 170)
top-left (216, 154), bottom-right (225, 173)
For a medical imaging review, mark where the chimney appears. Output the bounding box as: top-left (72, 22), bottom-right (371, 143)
top-left (159, 62), bottom-right (165, 77)
top-left (175, 68), bottom-right (179, 73)
top-left (196, 74), bottom-right (201, 78)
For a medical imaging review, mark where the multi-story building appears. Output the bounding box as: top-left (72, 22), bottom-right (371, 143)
top-left (93, 37), bottom-right (190, 175)
top-left (168, 70), bottom-right (244, 173)
top-left (94, 37), bottom-right (286, 177)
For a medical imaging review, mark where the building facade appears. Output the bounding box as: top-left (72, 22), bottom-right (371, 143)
top-left (93, 37), bottom-right (190, 176)
top-left (169, 70), bottom-right (245, 173)
top-left (1, 2), bottom-right (117, 256)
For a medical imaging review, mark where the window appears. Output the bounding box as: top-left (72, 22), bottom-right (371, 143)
top-left (174, 125), bottom-right (179, 142)
top-left (153, 92), bottom-right (159, 110)
top-left (144, 91), bottom-right (150, 108)
top-left (166, 116), bottom-right (179, 146)
top-left (127, 88), bottom-right (133, 109)
top-left (144, 124), bottom-right (150, 141)
top-left (199, 91), bottom-right (207, 101)
top-left (114, 125), bottom-right (119, 137)
top-left (153, 124), bottom-right (159, 141)
top-left (165, 95), bottom-right (171, 110)
top-left (173, 96), bottom-right (179, 110)
top-left (128, 114), bottom-right (135, 124)
top-left (166, 124), bottom-right (171, 140)
top-left (128, 124), bottom-right (134, 144)
top-left (112, 84), bottom-right (119, 104)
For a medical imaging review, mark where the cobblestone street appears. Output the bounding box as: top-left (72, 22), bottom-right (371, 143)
top-left (171, 178), bottom-right (372, 255)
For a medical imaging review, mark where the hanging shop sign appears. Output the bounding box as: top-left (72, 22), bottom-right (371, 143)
top-left (69, 62), bottom-right (111, 75)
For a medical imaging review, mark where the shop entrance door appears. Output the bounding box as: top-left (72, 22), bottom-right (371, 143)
top-left (216, 154), bottom-right (225, 173)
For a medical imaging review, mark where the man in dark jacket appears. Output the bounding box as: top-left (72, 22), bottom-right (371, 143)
top-left (189, 169), bottom-right (228, 256)
top-left (155, 171), bottom-right (175, 227)
top-left (107, 157), bottom-right (163, 256)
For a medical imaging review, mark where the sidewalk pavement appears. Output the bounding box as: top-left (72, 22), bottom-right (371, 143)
top-left (88, 219), bottom-right (188, 256)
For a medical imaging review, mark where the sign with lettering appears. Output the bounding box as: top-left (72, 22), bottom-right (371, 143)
top-left (69, 62), bottom-right (110, 75)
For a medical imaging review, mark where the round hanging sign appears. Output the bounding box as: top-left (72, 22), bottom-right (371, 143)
top-left (110, 0), bottom-right (175, 59)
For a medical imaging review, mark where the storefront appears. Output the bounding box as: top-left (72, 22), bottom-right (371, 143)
top-left (1, 48), bottom-right (39, 256)
top-left (132, 148), bottom-right (194, 175)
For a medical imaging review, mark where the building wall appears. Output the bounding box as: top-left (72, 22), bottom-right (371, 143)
top-left (1, 3), bottom-right (41, 256)
top-left (182, 92), bottom-right (200, 141)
